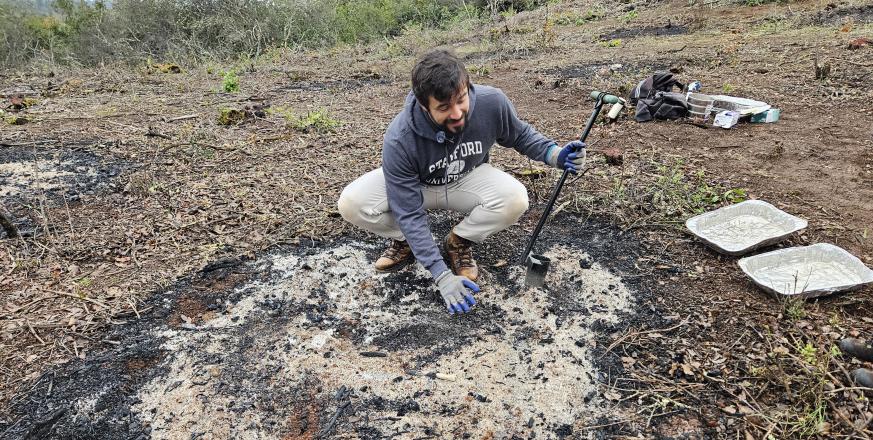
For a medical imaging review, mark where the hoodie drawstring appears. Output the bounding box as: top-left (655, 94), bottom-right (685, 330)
top-left (443, 142), bottom-right (450, 209)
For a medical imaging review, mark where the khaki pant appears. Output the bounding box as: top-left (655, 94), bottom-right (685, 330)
top-left (337, 163), bottom-right (529, 243)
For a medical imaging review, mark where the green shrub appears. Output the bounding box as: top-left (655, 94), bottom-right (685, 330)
top-left (4, 114), bottom-right (32, 125)
top-left (217, 107), bottom-right (247, 125)
top-left (222, 71), bottom-right (240, 93)
top-left (650, 160), bottom-right (748, 218)
top-left (0, 0), bottom-right (500, 68)
top-left (291, 109), bottom-right (341, 133)
top-left (553, 8), bottom-right (604, 26)
top-left (268, 106), bottom-right (341, 132)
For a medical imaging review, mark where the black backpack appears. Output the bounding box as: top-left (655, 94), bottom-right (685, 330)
top-left (630, 72), bottom-right (688, 122)
top-left (635, 92), bottom-right (690, 122)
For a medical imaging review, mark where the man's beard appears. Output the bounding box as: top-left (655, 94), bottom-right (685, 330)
top-left (445, 112), bottom-right (468, 133)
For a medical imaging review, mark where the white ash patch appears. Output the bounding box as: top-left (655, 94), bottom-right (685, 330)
top-left (70, 385), bottom-right (113, 424)
top-left (133, 241), bottom-right (633, 438)
top-left (0, 161), bottom-right (86, 197)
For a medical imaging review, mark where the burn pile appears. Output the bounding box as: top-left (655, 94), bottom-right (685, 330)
top-left (2, 217), bottom-right (656, 439)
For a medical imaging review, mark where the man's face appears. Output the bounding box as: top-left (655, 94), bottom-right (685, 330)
top-left (426, 87), bottom-right (470, 133)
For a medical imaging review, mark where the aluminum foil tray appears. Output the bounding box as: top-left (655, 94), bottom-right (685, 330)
top-left (686, 200), bottom-right (807, 256)
top-left (738, 244), bottom-right (873, 298)
top-left (709, 95), bottom-right (771, 116)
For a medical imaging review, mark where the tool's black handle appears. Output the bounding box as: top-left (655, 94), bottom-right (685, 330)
top-left (519, 92), bottom-right (609, 264)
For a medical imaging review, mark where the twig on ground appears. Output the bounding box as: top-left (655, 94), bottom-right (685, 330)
top-left (25, 321), bottom-right (45, 345)
top-left (163, 114), bottom-right (199, 123)
top-left (603, 316), bottom-right (691, 356)
top-left (43, 289), bottom-right (109, 309)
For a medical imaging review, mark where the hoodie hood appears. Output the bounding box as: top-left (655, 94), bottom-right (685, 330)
top-left (404, 84), bottom-right (478, 144)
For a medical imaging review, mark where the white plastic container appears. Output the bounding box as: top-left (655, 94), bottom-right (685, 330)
top-left (687, 92), bottom-right (714, 119)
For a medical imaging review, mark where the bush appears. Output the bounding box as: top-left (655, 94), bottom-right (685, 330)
top-left (0, 0), bottom-right (497, 68)
top-left (222, 71), bottom-right (240, 93)
top-left (1, 2), bottom-right (39, 66)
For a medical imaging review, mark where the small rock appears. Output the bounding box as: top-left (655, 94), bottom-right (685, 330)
top-left (434, 372), bottom-right (456, 381)
top-left (468, 392), bottom-right (489, 403)
top-left (848, 37), bottom-right (872, 50)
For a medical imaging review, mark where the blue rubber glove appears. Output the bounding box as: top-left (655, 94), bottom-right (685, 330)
top-left (551, 140), bottom-right (587, 174)
top-left (435, 270), bottom-right (479, 314)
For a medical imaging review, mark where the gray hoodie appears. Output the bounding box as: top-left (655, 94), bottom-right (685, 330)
top-left (382, 84), bottom-right (556, 279)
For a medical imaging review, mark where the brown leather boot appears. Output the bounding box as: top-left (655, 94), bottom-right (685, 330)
top-left (374, 240), bottom-right (413, 272)
top-left (444, 231), bottom-right (479, 282)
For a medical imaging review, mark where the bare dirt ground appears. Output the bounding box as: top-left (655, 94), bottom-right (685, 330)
top-left (2, 0), bottom-right (872, 438)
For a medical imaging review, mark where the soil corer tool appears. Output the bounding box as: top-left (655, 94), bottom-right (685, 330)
top-left (521, 91), bottom-right (621, 287)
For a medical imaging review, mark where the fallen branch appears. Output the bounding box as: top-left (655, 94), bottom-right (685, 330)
top-left (603, 316), bottom-right (691, 356)
top-left (43, 289), bottom-right (109, 309)
top-left (0, 139), bottom-right (59, 148)
top-left (825, 386), bottom-right (873, 394)
top-left (163, 113), bottom-right (199, 123)
top-left (176, 214), bottom-right (241, 231)
top-left (26, 320), bottom-right (46, 345)
top-left (580, 419), bottom-right (631, 430)
top-left (146, 127), bottom-right (172, 140)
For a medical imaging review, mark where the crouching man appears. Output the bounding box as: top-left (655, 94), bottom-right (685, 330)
top-left (337, 49), bottom-right (584, 314)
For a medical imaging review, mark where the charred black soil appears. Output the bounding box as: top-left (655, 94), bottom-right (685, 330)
top-left (1, 214), bottom-right (667, 439)
top-left (0, 142), bottom-right (130, 237)
top-left (599, 24), bottom-right (689, 41)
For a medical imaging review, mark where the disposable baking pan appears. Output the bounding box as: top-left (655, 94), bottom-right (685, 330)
top-left (686, 200), bottom-right (807, 256)
top-left (738, 243), bottom-right (873, 298)
top-left (709, 95), bottom-right (771, 116)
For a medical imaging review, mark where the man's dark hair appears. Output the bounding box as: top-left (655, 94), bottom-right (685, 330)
top-left (411, 49), bottom-right (471, 106)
